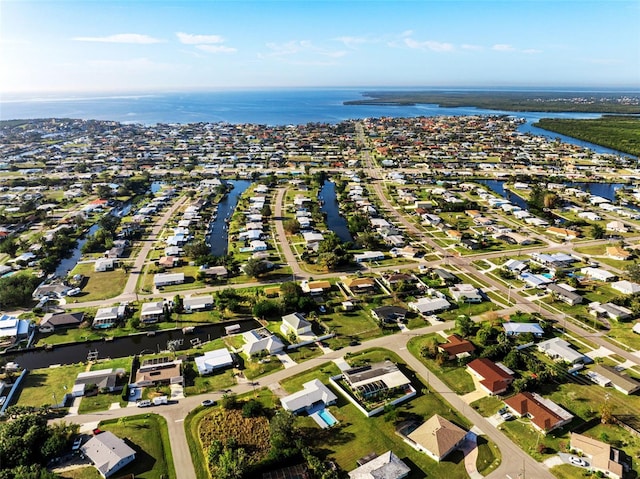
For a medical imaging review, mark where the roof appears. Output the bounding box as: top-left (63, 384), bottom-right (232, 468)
top-left (537, 337), bottom-right (585, 363)
top-left (348, 450), bottom-right (410, 479)
top-left (593, 365), bottom-right (640, 394)
top-left (81, 431), bottom-right (136, 477)
top-left (344, 277), bottom-right (376, 288)
top-left (407, 414), bottom-right (467, 459)
top-left (194, 348), bottom-right (233, 374)
top-left (467, 358), bottom-right (513, 394)
top-left (343, 361), bottom-right (411, 390)
top-left (282, 312), bottom-right (311, 331)
top-left (570, 433), bottom-right (625, 477)
top-left (183, 295), bottom-right (214, 308)
top-left (40, 312), bottom-right (84, 328)
top-left (439, 334), bottom-right (475, 356)
top-left (504, 392), bottom-right (569, 432)
top-left (141, 301), bottom-right (164, 315)
top-left (502, 322), bottom-right (544, 335)
top-left (280, 379), bottom-right (337, 412)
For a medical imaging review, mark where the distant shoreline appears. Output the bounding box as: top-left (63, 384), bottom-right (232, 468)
top-left (344, 90), bottom-right (640, 114)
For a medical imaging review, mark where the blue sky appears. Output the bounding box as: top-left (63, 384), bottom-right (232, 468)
top-left (1, 0), bottom-right (639, 93)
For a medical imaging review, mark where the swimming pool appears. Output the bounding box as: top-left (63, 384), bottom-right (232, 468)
top-left (318, 408), bottom-right (338, 427)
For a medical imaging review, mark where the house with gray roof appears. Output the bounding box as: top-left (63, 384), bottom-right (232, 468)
top-left (81, 431), bottom-right (136, 478)
top-left (348, 451), bottom-right (410, 479)
top-left (280, 379), bottom-right (337, 414)
top-left (593, 365), bottom-right (640, 395)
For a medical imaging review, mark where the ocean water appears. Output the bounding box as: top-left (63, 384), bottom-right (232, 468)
top-left (0, 88), bottom-right (627, 155)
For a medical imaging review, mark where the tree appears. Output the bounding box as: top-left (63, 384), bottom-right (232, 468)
top-left (241, 399), bottom-right (262, 418)
top-left (252, 299), bottom-right (282, 319)
top-left (215, 447), bottom-right (249, 479)
top-left (260, 204), bottom-right (272, 218)
top-left (455, 315), bottom-right (474, 338)
top-left (591, 223), bottom-right (605, 239)
top-left (626, 262), bottom-right (640, 283)
top-left (269, 410), bottom-right (297, 451)
top-left (283, 219), bottom-right (301, 234)
top-left (243, 258), bottom-right (270, 278)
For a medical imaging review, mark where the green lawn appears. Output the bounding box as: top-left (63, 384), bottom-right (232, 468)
top-left (549, 464), bottom-right (586, 479)
top-left (280, 362), bottom-right (342, 393)
top-left (286, 343), bottom-right (325, 363)
top-left (471, 395), bottom-right (503, 417)
top-left (78, 391), bottom-right (127, 414)
top-left (406, 334), bottom-right (476, 394)
top-left (476, 435), bottom-right (502, 476)
top-left (15, 363), bottom-right (86, 408)
top-left (240, 354), bottom-right (284, 380)
top-left (184, 369), bottom-right (237, 396)
top-left (68, 263), bottom-right (127, 300)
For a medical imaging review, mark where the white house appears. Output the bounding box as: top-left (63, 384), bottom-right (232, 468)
top-left (81, 431), bottom-right (136, 478)
top-left (94, 258), bottom-right (115, 272)
top-left (242, 328), bottom-right (285, 356)
top-left (449, 284), bottom-right (483, 303)
top-left (280, 312), bottom-right (312, 338)
top-left (354, 251), bottom-right (385, 263)
top-left (611, 280), bottom-right (640, 295)
top-left (537, 337), bottom-right (586, 364)
top-left (280, 379), bottom-right (337, 414)
top-left (183, 295), bottom-right (214, 312)
top-left (607, 220), bottom-right (629, 233)
top-left (408, 296), bottom-right (451, 315)
top-left (194, 348), bottom-right (234, 375)
top-left (580, 267), bottom-right (617, 282)
top-left (153, 272), bottom-right (185, 287)
top-left (140, 301), bottom-right (165, 324)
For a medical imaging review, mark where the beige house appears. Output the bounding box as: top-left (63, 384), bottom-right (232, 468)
top-left (404, 414), bottom-right (467, 462)
top-left (570, 433), bottom-right (630, 479)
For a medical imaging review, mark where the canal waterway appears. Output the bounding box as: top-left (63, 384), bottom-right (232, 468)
top-left (54, 223), bottom-right (100, 278)
top-left (207, 180), bottom-right (252, 256)
top-left (318, 180), bottom-right (353, 243)
top-left (4, 318), bottom-right (260, 370)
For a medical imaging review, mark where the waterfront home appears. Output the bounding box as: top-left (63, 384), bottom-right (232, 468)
top-left (354, 251), bottom-right (385, 263)
top-left (32, 282), bottom-right (72, 300)
top-left (280, 379), bottom-right (337, 414)
top-left (134, 357), bottom-right (182, 387)
top-left (249, 240), bottom-right (268, 252)
top-left (404, 414), bottom-right (467, 462)
top-left (94, 258), bottom-right (115, 272)
top-left (194, 348), bottom-right (234, 375)
top-left (589, 302), bottom-right (634, 321)
top-left (73, 368), bottom-right (122, 396)
top-left (570, 433), bottom-right (631, 479)
top-left (242, 328), bottom-right (285, 357)
top-left (348, 451), bottom-right (410, 479)
top-left (504, 392), bottom-right (573, 434)
top-left (39, 312), bottom-right (84, 333)
top-left (466, 358), bottom-right (514, 395)
top-left (140, 301), bottom-right (165, 324)
top-left (81, 431), bottom-right (136, 478)
top-left (0, 315), bottom-right (32, 348)
top-left (93, 307), bottom-right (123, 329)
top-left (183, 295), bottom-right (214, 312)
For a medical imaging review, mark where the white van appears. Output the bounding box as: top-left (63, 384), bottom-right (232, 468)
top-left (136, 399), bottom-right (152, 408)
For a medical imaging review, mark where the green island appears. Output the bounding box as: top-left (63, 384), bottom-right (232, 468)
top-left (534, 116), bottom-right (640, 157)
top-left (344, 90), bottom-right (640, 114)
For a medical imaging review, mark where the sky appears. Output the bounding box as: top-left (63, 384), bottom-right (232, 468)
top-left (1, 0), bottom-right (639, 94)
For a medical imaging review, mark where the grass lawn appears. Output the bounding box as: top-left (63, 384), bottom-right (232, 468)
top-left (68, 263), bottom-right (127, 301)
top-left (406, 334), bottom-right (476, 394)
top-left (476, 435), bottom-right (502, 476)
top-left (59, 467), bottom-right (103, 479)
top-left (470, 395), bottom-right (503, 417)
top-left (15, 363), bottom-right (86, 408)
top-left (78, 391), bottom-right (127, 414)
top-left (606, 320), bottom-right (640, 350)
top-left (184, 369), bottom-right (237, 396)
top-left (280, 362), bottom-right (342, 393)
top-left (438, 301), bottom-right (499, 321)
top-left (286, 343), bottom-right (325, 363)
top-left (240, 354), bottom-right (284, 380)
top-left (321, 307), bottom-right (383, 344)
top-left (548, 464), bottom-right (586, 479)
top-left (97, 413), bottom-right (176, 479)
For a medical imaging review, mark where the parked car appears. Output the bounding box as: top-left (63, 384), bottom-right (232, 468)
top-left (569, 456), bottom-right (588, 467)
top-left (71, 437), bottom-right (83, 452)
top-left (201, 399), bottom-right (215, 407)
top-left (498, 408), bottom-right (514, 421)
top-left (136, 399), bottom-right (152, 408)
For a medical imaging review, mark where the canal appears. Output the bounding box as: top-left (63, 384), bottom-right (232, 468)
top-left (207, 180), bottom-right (253, 256)
top-left (4, 318), bottom-right (260, 370)
top-left (318, 180), bottom-right (353, 243)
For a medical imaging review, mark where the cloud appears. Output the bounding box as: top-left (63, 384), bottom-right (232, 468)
top-left (492, 44), bottom-right (516, 52)
top-left (196, 44), bottom-right (237, 54)
top-left (73, 33), bottom-right (163, 44)
top-left (86, 57), bottom-right (173, 71)
top-left (462, 44), bottom-right (483, 51)
top-left (334, 36), bottom-right (369, 49)
top-left (404, 38), bottom-right (454, 52)
top-left (264, 40), bottom-right (346, 59)
top-left (176, 32), bottom-right (225, 45)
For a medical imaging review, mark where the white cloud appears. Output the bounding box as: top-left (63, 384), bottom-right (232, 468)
top-left (73, 33), bottom-right (163, 44)
top-left (492, 44), bottom-right (515, 52)
top-left (334, 36), bottom-right (369, 49)
top-left (264, 40), bottom-right (345, 59)
top-left (196, 44), bottom-right (237, 54)
top-left (462, 44), bottom-right (483, 51)
top-left (404, 38), bottom-right (454, 52)
top-left (176, 32), bottom-right (225, 45)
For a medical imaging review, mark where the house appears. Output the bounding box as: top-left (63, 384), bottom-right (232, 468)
top-left (242, 328), bottom-right (285, 356)
top-left (547, 227), bottom-right (581, 239)
top-left (194, 348), bottom-right (234, 375)
top-left (158, 256), bottom-right (179, 268)
top-left (570, 433), bottom-right (631, 479)
top-left (93, 306), bottom-right (124, 329)
top-left (581, 267), bottom-right (617, 282)
top-left (405, 414), bottom-right (467, 462)
top-left (449, 284), bottom-right (483, 303)
top-left (607, 220), bottom-right (629, 233)
top-left (537, 337), bottom-right (587, 364)
top-left (547, 283), bottom-right (583, 305)
top-left (94, 258), bottom-right (115, 272)
top-left (592, 365), bottom-right (640, 395)
top-left (520, 272), bottom-right (552, 289)
top-left (371, 306), bottom-right (408, 324)
top-left (408, 296), bottom-right (451, 315)
top-left (302, 231), bottom-right (324, 248)
top-left (249, 240), bottom-right (268, 251)
top-left (342, 361), bottom-right (412, 399)
top-left (382, 273), bottom-right (416, 289)
top-left (504, 259), bottom-right (528, 273)
top-left (611, 280), bottom-right (640, 295)
top-left (531, 253), bottom-right (576, 268)
top-left (432, 268), bottom-right (458, 284)
top-left (280, 312), bottom-right (313, 338)
top-left (348, 451), bottom-right (410, 479)
top-left (81, 431), bottom-right (136, 478)
top-left (73, 368), bottom-right (121, 397)
top-left (354, 251), bottom-right (385, 263)
top-left (199, 265), bottom-right (228, 279)
top-left (153, 272), bottom-right (185, 288)
top-left (32, 283), bottom-right (72, 300)
top-left (140, 301), bottom-right (165, 324)
top-left (183, 295), bottom-right (214, 312)
top-left (280, 379), bottom-right (338, 414)
top-left (607, 246), bottom-right (631, 260)
top-left (504, 392), bottom-right (574, 433)
top-left (300, 280), bottom-right (332, 295)
top-left (590, 302), bottom-right (634, 321)
top-left (466, 358), bottom-right (514, 395)
top-left (39, 312), bottom-right (84, 333)
top-left (343, 277), bottom-right (377, 294)
top-left (438, 334), bottom-right (475, 360)
top-left (502, 322), bottom-right (544, 337)
top-left (134, 357), bottom-right (182, 387)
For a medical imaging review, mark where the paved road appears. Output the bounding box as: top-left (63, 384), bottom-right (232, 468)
top-left (59, 320), bottom-right (553, 479)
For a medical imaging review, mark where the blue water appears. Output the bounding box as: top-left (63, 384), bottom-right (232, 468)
top-left (318, 408), bottom-right (337, 427)
top-left (0, 88), bottom-right (633, 156)
top-left (318, 180), bottom-right (353, 243)
top-left (207, 180), bottom-right (252, 256)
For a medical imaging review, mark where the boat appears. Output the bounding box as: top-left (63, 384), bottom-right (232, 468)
top-left (224, 323), bottom-right (241, 335)
top-left (182, 326), bottom-right (196, 334)
top-left (146, 331), bottom-right (156, 337)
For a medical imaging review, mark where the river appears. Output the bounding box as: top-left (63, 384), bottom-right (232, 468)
top-left (318, 180), bottom-right (353, 243)
top-left (207, 180), bottom-right (252, 256)
top-left (4, 318), bottom-right (260, 370)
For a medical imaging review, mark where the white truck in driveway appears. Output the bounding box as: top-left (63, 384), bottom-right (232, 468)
top-left (152, 396), bottom-right (168, 406)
